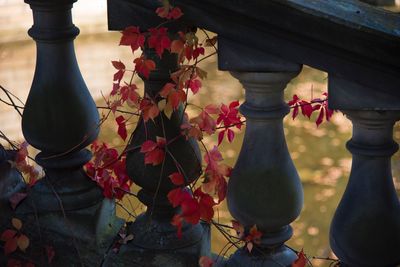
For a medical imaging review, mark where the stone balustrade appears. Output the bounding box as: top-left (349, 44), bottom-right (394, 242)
top-left (0, 0), bottom-right (399, 266)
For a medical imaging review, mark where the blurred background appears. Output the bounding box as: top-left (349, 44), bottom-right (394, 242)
top-left (1, 1), bottom-right (399, 266)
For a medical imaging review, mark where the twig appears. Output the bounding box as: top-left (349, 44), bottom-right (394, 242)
top-left (0, 85), bottom-right (23, 117)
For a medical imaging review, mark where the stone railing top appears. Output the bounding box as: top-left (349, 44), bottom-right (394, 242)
top-left (108, 0), bottom-right (400, 96)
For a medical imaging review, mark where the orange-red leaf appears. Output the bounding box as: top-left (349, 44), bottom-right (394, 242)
top-left (11, 218), bottom-right (22, 231)
top-left (292, 249), bottom-right (307, 267)
top-left (171, 39), bottom-right (184, 54)
top-left (17, 234), bottom-right (29, 252)
top-left (159, 83), bottom-right (175, 98)
top-left (199, 256), bottom-right (214, 267)
top-left (134, 56), bottom-right (156, 79)
top-left (232, 220), bottom-right (244, 239)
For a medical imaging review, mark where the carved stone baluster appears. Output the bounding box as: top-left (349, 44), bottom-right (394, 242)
top-left (329, 78), bottom-right (400, 267)
top-left (109, 47), bottom-right (209, 265)
top-left (18, 0), bottom-right (122, 264)
top-left (218, 39), bottom-right (303, 267)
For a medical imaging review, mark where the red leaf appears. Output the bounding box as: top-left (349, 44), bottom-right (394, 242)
top-left (204, 104), bottom-right (219, 114)
top-left (245, 225), bottom-right (262, 244)
top-left (288, 94), bottom-right (300, 106)
top-left (113, 69), bottom-right (124, 83)
top-left (217, 101), bottom-right (241, 129)
top-left (316, 107), bottom-right (324, 127)
top-left (171, 39), bottom-right (184, 54)
top-left (199, 256), bottom-right (214, 267)
top-left (4, 237), bottom-right (17, 255)
top-left (144, 148), bottom-right (165, 166)
top-left (217, 177), bottom-right (227, 203)
top-left (292, 105), bottom-right (299, 120)
top-left (217, 130), bottom-right (225, 146)
top-left (190, 111), bottom-right (216, 135)
top-left (140, 140), bottom-right (157, 153)
top-left (171, 214), bottom-right (183, 238)
top-left (155, 6), bottom-right (169, 18)
top-left (169, 172), bottom-right (185, 186)
top-left (156, 6), bottom-right (183, 20)
top-left (300, 101), bottom-right (313, 118)
top-left (110, 83), bottom-right (120, 96)
top-left (168, 7), bottom-right (183, 19)
top-left (292, 249), bottom-right (307, 267)
top-left (159, 83), bottom-right (175, 98)
top-left (192, 47), bottom-right (205, 60)
top-left (119, 26), bottom-right (145, 52)
top-left (244, 225), bottom-right (263, 253)
top-left (116, 115), bottom-right (127, 141)
top-left (111, 60), bottom-right (125, 70)
top-left (167, 188), bottom-right (190, 208)
top-left (134, 56), bottom-right (156, 79)
top-left (180, 197), bottom-right (200, 225)
top-left (140, 99), bottom-right (160, 122)
top-left (168, 89), bottom-right (186, 110)
top-left (120, 85), bottom-right (139, 107)
top-left (194, 188), bottom-right (215, 222)
top-left (186, 78), bottom-right (202, 94)
top-left (1, 230), bottom-right (16, 242)
top-left (229, 100), bottom-right (239, 109)
top-left (148, 27), bottom-right (171, 58)
top-left (227, 128), bottom-right (235, 143)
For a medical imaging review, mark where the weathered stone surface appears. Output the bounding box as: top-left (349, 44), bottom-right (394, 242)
top-left (330, 108), bottom-right (400, 266)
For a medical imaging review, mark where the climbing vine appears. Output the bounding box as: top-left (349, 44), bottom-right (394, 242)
top-left (0, 0), bottom-right (340, 266)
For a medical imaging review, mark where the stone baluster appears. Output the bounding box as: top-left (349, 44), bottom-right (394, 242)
top-left (329, 78), bottom-right (400, 267)
top-left (111, 47), bottom-right (209, 265)
top-left (18, 0), bottom-right (122, 264)
top-left (219, 39), bottom-right (303, 266)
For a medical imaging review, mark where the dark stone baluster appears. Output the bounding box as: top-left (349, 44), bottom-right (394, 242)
top-left (218, 39), bottom-right (303, 266)
top-left (329, 77), bottom-right (400, 267)
top-left (18, 0), bottom-right (122, 264)
top-left (108, 48), bottom-right (209, 265)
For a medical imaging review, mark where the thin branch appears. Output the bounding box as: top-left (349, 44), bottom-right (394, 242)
top-left (0, 85), bottom-right (23, 117)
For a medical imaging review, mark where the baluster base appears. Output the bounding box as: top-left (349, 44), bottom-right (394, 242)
top-left (13, 198), bottom-right (123, 265)
top-left (104, 218), bottom-right (210, 266)
top-left (223, 244), bottom-right (297, 267)
top-left (13, 150), bottom-right (124, 265)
